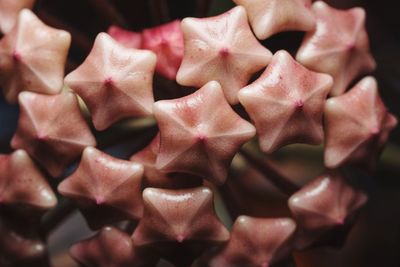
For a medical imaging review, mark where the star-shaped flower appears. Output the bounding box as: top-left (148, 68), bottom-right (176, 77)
top-left (0, 149), bottom-right (57, 218)
top-left (108, 25), bottom-right (142, 49)
top-left (238, 50), bottom-right (333, 154)
top-left (296, 1), bottom-right (376, 96)
top-left (70, 227), bottom-right (157, 267)
top-left (11, 91), bottom-right (96, 177)
top-left (132, 187), bottom-right (229, 266)
top-left (176, 6), bottom-right (272, 104)
top-left (142, 20), bottom-right (184, 80)
top-left (210, 216), bottom-right (296, 267)
top-left (58, 147), bottom-right (144, 230)
top-left (0, 217), bottom-right (46, 265)
top-left (0, 9), bottom-right (71, 103)
top-left (324, 76), bottom-right (397, 169)
top-left (65, 33), bottom-right (157, 130)
top-left (288, 171), bottom-right (368, 249)
top-left (130, 133), bottom-right (203, 189)
top-left (153, 81), bottom-right (256, 185)
top-left (0, 0), bottom-right (35, 33)
top-left (233, 0), bottom-right (315, 40)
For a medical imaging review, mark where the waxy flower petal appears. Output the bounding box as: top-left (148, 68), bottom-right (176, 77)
top-left (58, 147), bottom-right (144, 229)
top-left (142, 20), bottom-right (184, 80)
top-left (70, 227), bottom-right (156, 267)
top-left (65, 33), bottom-right (157, 130)
top-left (296, 1), bottom-right (376, 96)
top-left (11, 91), bottom-right (96, 177)
top-left (0, 149), bottom-right (56, 215)
top-left (239, 50), bottom-right (332, 153)
top-left (130, 133), bottom-right (203, 189)
top-left (132, 187), bottom-right (229, 266)
top-left (108, 25), bottom-right (142, 49)
top-left (0, 0), bottom-right (35, 33)
top-left (153, 81), bottom-right (256, 185)
top-left (0, 9), bottom-right (71, 103)
top-left (0, 217), bottom-right (46, 264)
top-left (210, 216), bottom-right (296, 267)
top-left (324, 76), bottom-right (397, 169)
top-left (288, 171), bottom-right (368, 249)
top-left (176, 6), bottom-right (272, 104)
top-left (233, 0), bottom-right (315, 40)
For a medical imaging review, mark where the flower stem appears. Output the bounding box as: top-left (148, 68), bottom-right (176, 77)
top-left (239, 147), bottom-right (300, 195)
top-left (41, 198), bottom-right (75, 237)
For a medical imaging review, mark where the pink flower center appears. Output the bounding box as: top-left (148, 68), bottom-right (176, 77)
top-left (176, 234), bottom-right (185, 243)
top-left (219, 47), bottom-right (230, 58)
top-left (12, 51), bottom-right (21, 61)
top-left (197, 134), bottom-right (208, 143)
top-left (294, 99), bottom-right (304, 109)
top-left (104, 77), bottom-right (113, 86)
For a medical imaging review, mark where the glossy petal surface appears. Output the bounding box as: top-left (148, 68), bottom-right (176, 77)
top-left (58, 147), bottom-right (144, 229)
top-left (0, 150), bottom-right (56, 214)
top-left (132, 187), bottom-right (229, 264)
top-left (65, 33), bottom-right (156, 130)
top-left (0, 9), bottom-right (71, 103)
top-left (142, 20), bottom-right (184, 80)
top-left (210, 216), bottom-right (296, 267)
top-left (11, 91), bottom-right (96, 177)
top-left (153, 81), bottom-right (256, 185)
top-left (239, 50), bottom-right (332, 153)
top-left (130, 133), bottom-right (203, 189)
top-left (233, 0), bottom-right (315, 40)
top-left (0, 217), bottom-right (46, 264)
top-left (324, 76), bottom-right (397, 169)
top-left (70, 227), bottom-right (155, 267)
top-left (176, 6), bottom-right (272, 104)
top-left (288, 171), bottom-right (368, 249)
top-left (296, 1), bottom-right (376, 96)
top-left (108, 25), bottom-right (142, 49)
top-left (0, 0), bottom-right (35, 33)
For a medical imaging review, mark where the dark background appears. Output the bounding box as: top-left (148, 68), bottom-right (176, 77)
top-left (1, 1), bottom-right (399, 267)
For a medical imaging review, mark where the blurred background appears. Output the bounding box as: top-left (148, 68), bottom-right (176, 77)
top-left (0, 0), bottom-right (399, 267)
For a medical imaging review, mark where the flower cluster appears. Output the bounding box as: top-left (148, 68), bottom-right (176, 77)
top-left (0, 1), bottom-right (397, 267)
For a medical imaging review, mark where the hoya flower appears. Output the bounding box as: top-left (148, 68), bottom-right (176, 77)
top-left (108, 25), bottom-right (142, 49)
top-left (0, 9), bottom-right (71, 103)
top-left (239, 50), bottom-right (332, 153)
top-left (142, 20), bottom-right (184, 80)
top-left (176, 6), bottom-right (272, 104)
top-left (70, 227), bottom-right (156, 267)
top-left (233, 0), bottom-right (315, 40)
top-left (0, 149), bottom-right (56, 219)
top-left (210, 216), bottom-right (296, 267)
top-left (296, 1), bottom-right (376, 96)
top-left (58, 147), bottom-right (144, 229)
top-left (11, 91), bottom-right (96, 177)
top-left (65, 32), bottom-right (157, 130)
top-left (324, 76), bottom-right (397, 169)
top-left (289, 171), bottom-right (368, 249)
top-left (153, 81), bottom-right (256, 185)
top-left (132, 187), bottom-right (229, 266)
